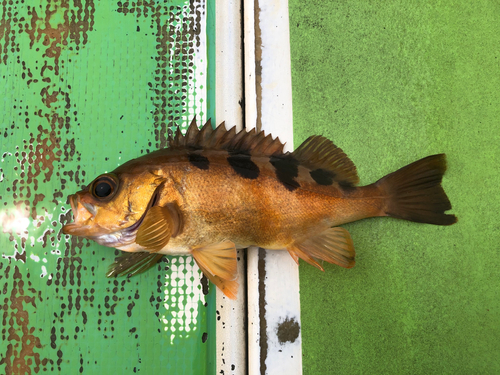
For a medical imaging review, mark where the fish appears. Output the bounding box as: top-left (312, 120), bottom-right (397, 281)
top-left (62, 119), bottom-right (457, 299)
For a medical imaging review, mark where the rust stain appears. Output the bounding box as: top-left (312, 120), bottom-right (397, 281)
top-left (2, 2), bottom-right (207, 373)
top-left (1, 1), bottom-right (96, 373)
top-left (5, 113), bottom-right (65, 224)
top-left (24, 2), bottom-right (95, 74)
top-left (0, 7), bottom-right (15, 65)
top-left (0, 266), bottom-right (48, 374)
top-left (40, 87), bottom-right (59, 108)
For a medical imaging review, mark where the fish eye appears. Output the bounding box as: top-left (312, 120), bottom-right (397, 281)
top-left (91, 175), bottom-right (118, 200)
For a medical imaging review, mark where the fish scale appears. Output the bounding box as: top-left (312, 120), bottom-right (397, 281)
top-left (62, 119), bottom-right (457, 299)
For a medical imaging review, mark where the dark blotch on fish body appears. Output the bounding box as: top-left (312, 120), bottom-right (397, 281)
top-left (188, 153), bottom-right (210, 170)
top-left (227, 153), bottom-right (260, 179)
top-left (310, 168), bottom-right (336, 186)
top-left (270, 155), bottom-right (301, 191)
top-left (339, 180), bottom-right (356, 194)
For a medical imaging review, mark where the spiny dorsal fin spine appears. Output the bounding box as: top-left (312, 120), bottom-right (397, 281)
top-left (252, 133), bottom-right (273, 154)
top-left (184, 118), bottom-right (200, 147)
top-left (265, 137), bottom-right (285, 155)
top-left (227, 127), bottom-right (250, 150)
top-left (167, 126), bottom-right (184, 148)
top-left (168, 118), bottom-right (285, 156)
top-left (246, 131), bottom-right (268, 154)
top-left (234, 127), bottom-right (257, 151)
top-left (214, 125), bottom-right (237, 149)
top-left (206, 121), bottom-right (227, 148)
top-left (195, 119), bottom-right (214, 146)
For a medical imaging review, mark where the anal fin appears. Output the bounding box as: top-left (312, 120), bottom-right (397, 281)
top-left (106, 251), bottom-right (164, 278)
top-left (288, 227), bottom-right (356, 270)
top-left (191, 241), bottom-right (239, 299)
top-left (287, 249), bottom-right (300, 266)
top-left (287, 247), bottom-right (324, 271)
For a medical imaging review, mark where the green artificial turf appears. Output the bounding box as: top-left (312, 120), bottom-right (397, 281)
top-left (289, 2), bottom-right (499, 374)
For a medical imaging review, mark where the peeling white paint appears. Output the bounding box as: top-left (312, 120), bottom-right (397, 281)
top-left (245, 0), bottom-right (303, 374)
top-left (216, 0), bottom-right (303, 374)
top-left (215, 1), bottom-right (247, 374)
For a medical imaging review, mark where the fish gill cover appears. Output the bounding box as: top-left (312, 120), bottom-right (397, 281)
top-left (0, 1), bottom-right (214, 374)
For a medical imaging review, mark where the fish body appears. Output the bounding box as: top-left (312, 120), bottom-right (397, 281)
top-left (62, 119), bottom-right (457, 298)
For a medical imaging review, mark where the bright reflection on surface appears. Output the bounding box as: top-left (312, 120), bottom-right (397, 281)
top-left (160, 257), bottom-right (205, 344)
top-left (0, 208), bottom-right (30, 234)
top-left (1, 199), bottom-right (68, 272)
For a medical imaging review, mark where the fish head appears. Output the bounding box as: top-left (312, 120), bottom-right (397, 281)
top-left (62, 171), bottom-right (165, 247)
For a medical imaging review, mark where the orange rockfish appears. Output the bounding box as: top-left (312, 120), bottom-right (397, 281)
top-left (62, 119), bottom-right (457, 298)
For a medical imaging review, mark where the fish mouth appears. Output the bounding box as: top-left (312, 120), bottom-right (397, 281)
top-left (62, 194), bottom-right (95, 236)
top-left (68, 195), bottom-right (78, 220)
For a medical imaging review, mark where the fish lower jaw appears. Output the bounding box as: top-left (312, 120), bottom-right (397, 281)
top-left (93, 233), bottom-right (134, 249)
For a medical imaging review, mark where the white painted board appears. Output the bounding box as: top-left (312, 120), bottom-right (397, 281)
top-left (215, 2), bottom-right (247, 375)
top-left (244, 1), bottom-right (303, 375)
top-left (216, 1), bottom-right (302, 374)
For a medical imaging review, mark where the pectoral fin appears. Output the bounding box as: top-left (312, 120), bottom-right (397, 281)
top-left (288, 227), bottom-right (356, 270)
top-left (106, 251), bottom-right (164, 278)
top-left (136, 206), bottom-right (176, 252)
top-left (191, 241), bottom-right (239, 299)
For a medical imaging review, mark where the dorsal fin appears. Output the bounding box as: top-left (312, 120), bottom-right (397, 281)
top-left (226, 126), bottom-right (250, 150)
top-left (251, 132), bottom-right (271, 154)
top-left (214, 125), bottom-right (238, 149)
top-left (293, 135), bottom-right (359, 185)
top-left (167, 118), bottom-right (285, 156)
top-left (167, 126), bottom-right (184, 148)
top-left (207, 121), bottom-right (227, 148)
top-left (184, 118), bottom-right (200, 147)
top-left (257, 134), bottom-right (285, 155)
top-left (195, 119), bottom-right (214, 146)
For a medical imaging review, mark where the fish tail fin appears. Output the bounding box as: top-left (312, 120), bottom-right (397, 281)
top-left (376, 154), bottom-right (457, 225)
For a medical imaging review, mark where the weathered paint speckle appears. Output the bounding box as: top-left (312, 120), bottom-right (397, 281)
top-left (1, 1), bottom-right (213, 373)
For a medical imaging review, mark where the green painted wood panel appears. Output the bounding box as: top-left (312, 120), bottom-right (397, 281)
top-left (0, 2), bottom-right (216, 374)
top-left (290, 2), bottom-right (499, 374)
